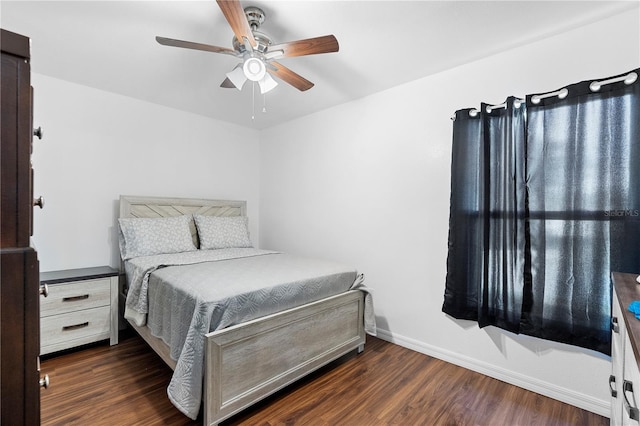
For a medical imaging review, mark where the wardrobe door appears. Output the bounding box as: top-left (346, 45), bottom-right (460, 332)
top-left (1, 249), bottom-right (40, 425)
top-left (1, 28), bottom-right (41, 426)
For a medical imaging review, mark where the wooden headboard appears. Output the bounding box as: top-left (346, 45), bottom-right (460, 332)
top-left (119, 195), bottom-right (247, 247)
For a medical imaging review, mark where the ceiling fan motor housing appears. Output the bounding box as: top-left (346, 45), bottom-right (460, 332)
top-left (230, 6), bottom-right (271, 53)
top-left (244, 6), bottom-right (265, 30)
top-left (232, 30), bottom-right (272, 53)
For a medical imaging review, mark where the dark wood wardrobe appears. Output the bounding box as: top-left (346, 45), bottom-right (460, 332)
top-left (1, 28), bottom-right (42, 425)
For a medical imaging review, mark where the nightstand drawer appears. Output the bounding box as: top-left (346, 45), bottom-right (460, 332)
top-left (40, 306), bottom-right (111, 353)
top-left (41, 278), bottom-right (110, 317)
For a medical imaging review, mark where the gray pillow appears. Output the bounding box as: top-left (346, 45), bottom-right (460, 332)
top-left (193, 215), bottom-right (252, 250)
top-left (118, 215), bottom-right (196, 260)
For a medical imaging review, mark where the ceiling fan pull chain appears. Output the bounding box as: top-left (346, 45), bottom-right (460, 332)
top-left (263, 93), bottom-right (267, 113)
top-left (252, 82), bottom-right (256, 121)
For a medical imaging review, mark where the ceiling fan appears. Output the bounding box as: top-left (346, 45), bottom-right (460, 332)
top-left (156, 0), bottom-right (339, 94)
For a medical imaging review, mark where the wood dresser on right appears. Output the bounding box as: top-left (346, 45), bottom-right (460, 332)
top-left (611, 272), bottom-right (640, 425)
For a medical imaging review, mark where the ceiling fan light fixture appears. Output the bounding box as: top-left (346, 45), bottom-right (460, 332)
top-left (243, 57), bottom-right (266, 82)
top-left (258, 73), bottom-right (278, 94)
top-left (226, 64), bottom-right (247, 90)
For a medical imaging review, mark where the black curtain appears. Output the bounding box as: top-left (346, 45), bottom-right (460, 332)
top-left (443, 107), bottom-right (483, 322)
top-left (443, 68), bottom-right (640, 355)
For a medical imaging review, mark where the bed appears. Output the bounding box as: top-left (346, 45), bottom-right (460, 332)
top-left (118, 195), bottom-right (375, 425)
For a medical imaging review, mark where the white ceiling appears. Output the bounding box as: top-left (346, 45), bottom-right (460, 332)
top-left (2, 1), bottom-right (638, 129)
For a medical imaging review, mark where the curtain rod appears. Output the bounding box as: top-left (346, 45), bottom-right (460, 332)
top-left (485, 99), bottom-right (524, 113)
top-left (450, 99), bottom-right (523, 120)
top-left (451, 71), bottom-right (638, 120)
top-left (590, 71), bottom-right (637, 92)
top-left (530, 88), bottom-right (568, 105)
top-left (532, 71), bottom-right (637, 104)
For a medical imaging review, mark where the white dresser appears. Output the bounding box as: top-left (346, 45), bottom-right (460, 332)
top-left (611, 272), bottom-right (640, 425)
top-left (40, 266), bottom-right (119, 355)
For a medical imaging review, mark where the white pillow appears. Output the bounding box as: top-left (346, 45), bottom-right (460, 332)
top-left (193, 215), bottom-right (252, 250)
top-left (118, 215), bottom-right (196, 260)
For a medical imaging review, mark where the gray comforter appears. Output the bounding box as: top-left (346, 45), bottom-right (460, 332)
top-left (124, 248), bottom-right (372, 419)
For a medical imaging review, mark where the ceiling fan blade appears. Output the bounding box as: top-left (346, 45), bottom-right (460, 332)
top-left (216, 0), bottom-right (257, 48)
top-left (268, 35), bottom-right (339, 58)
top-left (156, 36), bottom-right (238, 56)
top-left (268, 61), bottom-right (314, 91)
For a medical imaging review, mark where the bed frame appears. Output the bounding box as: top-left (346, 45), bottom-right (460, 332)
top-left (118, 195), bottom-right (366, 425)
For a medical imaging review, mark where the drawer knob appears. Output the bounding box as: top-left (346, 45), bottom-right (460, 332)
top-left (33, 126), bottom-right (43, 140)
top-left (39, 374), bottom-right (50, 389)
top-left (39, 283), bottom-right (49, 297)
top-left (33, 196), bottom-right (45, 209)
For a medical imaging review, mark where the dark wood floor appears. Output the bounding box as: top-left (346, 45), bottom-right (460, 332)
top-left (40, 330), bottom-right (608, 425)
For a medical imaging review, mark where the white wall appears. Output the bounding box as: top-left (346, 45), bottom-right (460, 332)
top-left (259, 9), bottom-right (640, 416)
top-left (31, 75), bottom-right (261, 272)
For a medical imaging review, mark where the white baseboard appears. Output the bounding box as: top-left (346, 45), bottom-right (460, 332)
top-left (374, 328), bottom-right (610, 418)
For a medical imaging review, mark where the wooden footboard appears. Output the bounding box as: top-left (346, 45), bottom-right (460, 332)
top-left (203, 290), bottom-right (365, 426)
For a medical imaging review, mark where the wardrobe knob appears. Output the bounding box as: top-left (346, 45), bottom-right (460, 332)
top-left (39, 374), bottom-right (50, 389)
top-left (33, 196), bottom-right (44, 209)
top-left (33, 126), bottom-right (43, 140)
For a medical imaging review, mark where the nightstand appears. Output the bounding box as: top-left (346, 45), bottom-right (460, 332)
top-left (40, 266), bottom-right (119, 355)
